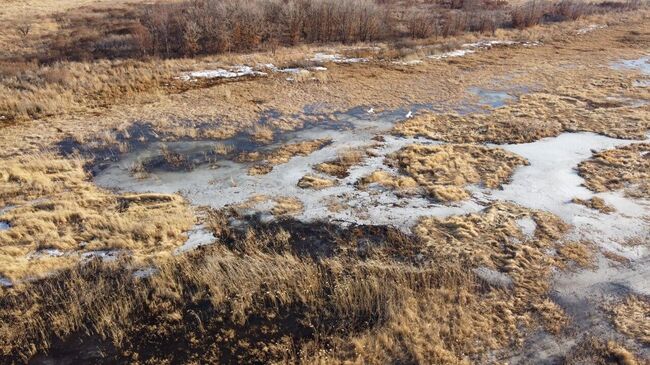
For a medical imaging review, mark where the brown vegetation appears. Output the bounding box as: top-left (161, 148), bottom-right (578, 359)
top-left (609, 295), bottom-right (650, 344)
top-left (571, 196), bottom-right (616, 213)
top-left (578, 143), bottom-right (650, 199)
top-left (0, 155), bottom-right (194, 281)
top-left (297, 174), bottom-right (338, 189)
top-left (0, 201), bottom-right (593, 363)
top-left (314, 148), bottom-right (366, 178)
top-left (386, 144), bottom-right (528, 202)
top-left (356, 170), bottom-right (419, 192)
top-left (393, 92), bottom-right (650, 144)
top-left (246, 138), bottom-right (332, 175)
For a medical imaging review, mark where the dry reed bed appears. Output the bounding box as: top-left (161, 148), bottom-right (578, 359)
top-left (0, 201), bottom-right (611, 364)
top-left (0, 155), bottom-right (194, 280)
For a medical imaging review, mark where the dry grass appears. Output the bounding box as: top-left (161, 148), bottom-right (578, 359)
top-left (394, 91), bottom-right (650, 144)
top-left (247, 138), bottom-right (332, 175)
top-left (0, 154), bottom-right (194, 281)
top-left (297, 174), bottom-right (338, 189)
top-left (564, 338), bottom-right (642, 365)
top-left (609, 295), bottom-right (650, 344)
top-left (356, 170), bottom-right (419, 192)
top-left (314, 148), bottom-right (366, 178)
top-left (578, 143), bottom-right (650, 199)
top-left (571, 197), bottom-right (616, 214)
top-left (386, 144), bottom-right (528, 202)
top-left (0, 201), bottom-right (593, 363)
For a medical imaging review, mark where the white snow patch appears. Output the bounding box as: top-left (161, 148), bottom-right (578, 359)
top-left (577, 24), bottom-right (607, 34)
top-left (516, 217), bottom-right (537, 239)
top-left (81, 250), bottom-right (122, 261)
top-left (311, 53), bottom-right (369, 63)
top-left (392, 59), bottom-right (423, 65)
top-left (176, 225), bottom-right (216, 253)
top-left (473, 266), bottom-right (513, 288)
top-left (0, 221), bottom-right (9, 231)
top-left (482, 132), bottom-right (650, 256)
top-left (178, 66), bottom-right (267, 81)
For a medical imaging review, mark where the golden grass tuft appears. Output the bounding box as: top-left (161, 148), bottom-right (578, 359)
top-left (571, 196), bottom-right (616, 214)
top-left (314, 148), bottom-right (366, 178)
top-left (387, 144), bottom-right (528, 202)
top-left (609, 295), bottom-right (650, 344)
top-left (578, 143), bottom-right (650, 199)
top-left (297, 174), bottom-right (338, 190)
top-left (356, 170), bottom-right (419, 192)
top-left (0, 154), bottom-right (194, 280)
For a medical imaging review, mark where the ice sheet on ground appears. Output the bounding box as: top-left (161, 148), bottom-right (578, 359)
top-left (473, 266), bottom-right (513, 288)
top-left (311, 53), bottom-right (369, 63)
top-left (481, 132), bottom-right (650, 256)
top-left (576, 24), bottom-right (607, 34)
top-left (176, 225), bottom-right (216, 253)
top-left (178, 66), bottom-right (267, 81)
top-left (95, 108), bottom-right (483, 231)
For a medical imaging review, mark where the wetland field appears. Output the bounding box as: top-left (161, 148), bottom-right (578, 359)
top-left (0, 0), bottom-right (649, 363)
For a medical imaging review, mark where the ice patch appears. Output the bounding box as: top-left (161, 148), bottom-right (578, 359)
top-left (133, 267), bottom-right (157, 279)
top-left (0, 221), bottom-right (9, 231)
top-left (516, 217), bottom-right (536, 239)
top-left (484, 132), bottom-right (650, 255)
top-left (576, 24), bottom-right (607, 34)
top-left (392, 60), bottom-right (423, 66)
top-left (0, 277), bottom-right (12, 287)
top-left (311, 53), bottom-right (369, 63)
top-left (81, 250), bottom-right (121, 261)
top-left (473, 266), bottom-right (513, 288)
top-left (428, 40), bottom-right (538, 60)
top-left (95, 107), bottom-right (482, 231)
top-left (178, 66), bottom-right (267, 81)
top-left (612, 56), bottom-right (650, 75)
top-left (30, 248), bottom-right (64, 258)
top-left (176, 225), bottom-right (216, 253)
top-left (429, 49), bottom-right (476, 60)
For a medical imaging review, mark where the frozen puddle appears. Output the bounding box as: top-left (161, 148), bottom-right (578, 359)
top-left (95, 108), bottom-right (483, 230)
top-left (481, 132), bottom-right (649, 255)
top-left (95, 114), bottom-right (648, 251)
top-left (0, 221), bottom-right (9, 231)
top-left (612, 56), bottom-right (650, 87)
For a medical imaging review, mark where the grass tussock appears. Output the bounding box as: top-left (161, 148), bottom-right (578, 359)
top-left (314, 148), bottom-right (366, 178)
top-left (386, 144), bottom-right (528, 202)
top-left (0, 154), bottom-right (194, 281)
top-left (297, 174), bottom-right (338, 189)
top-left (578, 143), bottom-right (650, 199)
top-left (356, 170), bottom-right (419, 192)
top-left (609, 295), bottom-right (650, 344)
top-left (571, 196), bottom-right (616, 214)
top-left (246, 138), bottom-right (332, 175)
